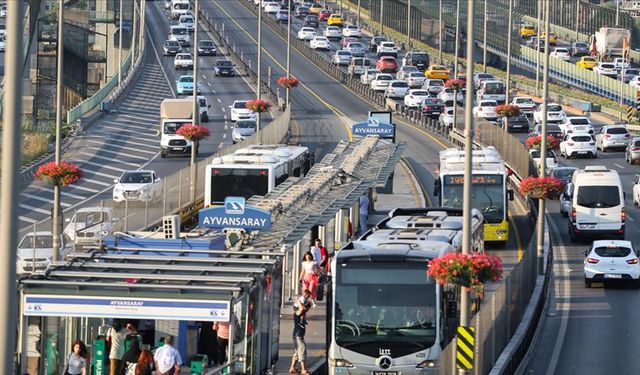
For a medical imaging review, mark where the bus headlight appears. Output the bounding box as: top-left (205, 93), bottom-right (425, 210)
top-left (330, 359), bottom-right (355, 368)
top-left (416, 360), bottom-right (437, 368)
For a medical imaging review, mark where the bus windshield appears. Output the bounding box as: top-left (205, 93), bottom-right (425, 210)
top-left (210, 168), bottom-right (269, 203)
top-left (484, 82), bottom-right (504, 94)
top-left (441, 174), bottom-right (505, 223)
top-left (334, 262), bottom-right (437, 356)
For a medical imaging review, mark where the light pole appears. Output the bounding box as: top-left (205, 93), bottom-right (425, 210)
top-left (575, 0), bottom-right (580, 40)
top-left (406, 0), bottom-right (411, 48)
top-left (439, 0), bottom-right (443, 63)
top-left (616, 0), bottom-right (620, 27)
top-left (0, 1), bottom-right (23, 372)
top-left (460, 1), bottom-right (475, 373)
top-left (52, 0), bottom-right (64, 262)
top-left (620, 39), bottom-right (628, 121)
top-left (482, 0), bottom-right (487, 72)
top-left (286, 0), bottom-right (292, 109)
top-left (505, 0), bottom-right (513, 105)
top-left (118, 0), bottom-right (123, 85)
top-left (536, 0), bottom-right (541, 95)
top-left (357, 0), bottom-right (361, 27)
top-left (190, 0), bottom-right (200, 202)
top-left (454, 0), bottom-right (460, 78)
top-left (257, 1), bottom-right (263, 132)
top-left (537, 0), bottom-right (551, 275)
top-left (131, 0), bottom-right (137, 65)
top-left (379, 0), bottom-right (384, 35)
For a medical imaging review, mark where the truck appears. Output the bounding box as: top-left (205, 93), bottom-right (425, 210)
top-left (159, 98), bottom-right (199, 158)
top-left (589, 27), bottom-right (631, 61)
top-left (63, 207), bottom-right (121, 249)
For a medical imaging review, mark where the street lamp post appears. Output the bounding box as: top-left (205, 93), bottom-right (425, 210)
top-left (190, 0), bottom-right (200, 203)
top-left (439, 0), bottom-right (443, 63)
top-left (118, 0), bottom-right (123, 85)
top-left (483, 0), bottom-right (487, 72)
top-left (257, 1), bottom-right (263, 132)
top-left (379, 0), bottom-right (384, 35)
top-left (52, 0), bottom-right (64, 262)
top-left (286, 0), bottom-right (292, 109)
top-left (406, 0), bottom-right (411, 48)
top-left (454, 0), bottom-right (460, 78)
top-left (357, 0), bottom-right (361, 27)
top-left (536, 0), bottom-right (542, 95)
top-left (505, 0), bottom-right (513, 105)
top-left (131, 0), bottom-right (137, 65)
top-left (575, 0), bottom-right (580, 40)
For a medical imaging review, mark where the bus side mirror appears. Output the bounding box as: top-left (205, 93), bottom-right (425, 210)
top-left (508, 189), bottom-right (514, 201)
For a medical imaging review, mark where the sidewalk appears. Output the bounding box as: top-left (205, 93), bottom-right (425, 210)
top-left (274, 160), bottom-right (425, 374)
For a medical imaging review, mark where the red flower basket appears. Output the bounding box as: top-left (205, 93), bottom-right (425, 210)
top-left (495, 104), bottom-right (521, 118)
top-left (176, 124), bottom-right (211, 142)
top-left (525, 135), bottom-right (559, 150)
top-left (427, 252), bottom-right (503, 293)
top-left (518, 176), bottom-right (564, 199)
top-left (246, 99), bottom-right (271, 113)
top-left (444, 78), bottom-right (465, 91)
top-left (277, 76), bottom-right (299, 89)
top-left (34, 161), bottom-right (83, 187)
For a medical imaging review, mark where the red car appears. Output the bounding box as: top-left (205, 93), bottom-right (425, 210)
top-left (341, 37), bottom-right (357, 48)
top-left (376, 56), bottom-right (398, 73)
top-left (319, 9), bottom-right (332, 21)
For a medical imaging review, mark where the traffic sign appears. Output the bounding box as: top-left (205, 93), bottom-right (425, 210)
top-left (456, 325), bottom-right (475, 370)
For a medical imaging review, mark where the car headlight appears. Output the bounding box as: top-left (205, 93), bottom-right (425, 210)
top-left (416, 360), bottom-right (437, 369)
top-left (330, 359), bottom-right (355, 368)
top-left (114, 187), bottom-right (122, 194)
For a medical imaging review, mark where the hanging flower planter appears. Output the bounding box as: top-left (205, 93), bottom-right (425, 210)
top-left (495, 104), bottom-right (521, 118)
top-left (518, 176), bottom-right (564, 199)
top-left (277, 76), bottom-right (299, 89)
top-left (246, 99), bottom-right (271, 113)
top-left (427, 252), bottom-right (503, 293)
top-left (176, 124), bottom-right (211, 142)
top-left (444, 78), bottom-right (465, 91)
top-left (525, 134), bottom-right (559, 150)
top-left (34, 161), bottom-right (83, 187)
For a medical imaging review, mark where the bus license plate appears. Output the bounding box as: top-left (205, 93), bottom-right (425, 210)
top-left (372, 372), bottom-right (399, 375)
top-left (605, 274), bottom-right (622, 279)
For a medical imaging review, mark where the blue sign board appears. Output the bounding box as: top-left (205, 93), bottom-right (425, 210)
top-left (199, 197), bottom-right (271, 230)
top-left (352, 117), bottom-right (396, 139)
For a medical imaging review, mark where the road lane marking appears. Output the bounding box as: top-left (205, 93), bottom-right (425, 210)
top-left (76, 152), bottom-right (141, 168)
top-left (65, 184), bottom-right (100, 194)
top-left (30, 185), bottom-right (85, 200)
top-left (19, 216), bottom-right (38, 224)
top-left (224, 115), bottom-right (227, 119)
top-left (224, 124), bottom-right (228, 129)
top-left (223, 133), bottom-right (227, 138)
top-left (20, 203), bottom-right (50, 215)
top-left (81, 146), bottom-right (150, 161)
top-left (79, 176), bottom-right (112, 187)
top-left (614, 163), bottom-right (625, 169)
top-left (22, 193), bottom-right (71, 208)
top-left (217, 98), bottom-right (222, 103)
top-left (82, 136), bottom-right (158, 150)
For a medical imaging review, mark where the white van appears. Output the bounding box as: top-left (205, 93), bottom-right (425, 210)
top-left (476, 79), bottom-right (506, 104)
top-left (187, 95), bottom-right (211, 122)
top-left (348, 57), bottom-right (371, 76)
top-left (169, 25), bottom-right (190, 46)
top-left (569, 166), bottom-right (625, 241)
top-left (171, 0), bottom-right (190, 20)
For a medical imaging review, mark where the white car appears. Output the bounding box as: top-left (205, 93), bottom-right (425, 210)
top-left (178, 14), bottom-right (195, 32)
top-left (342, 25), bottom-right (362, 38)
top-left (593, 62), bottom-right (618, 78)
top-left (633, 175), bottom-right (640, 206)
top-left (377, 41), bottom-right (398, 57)
top-left (385, 80), bottom-right (410, 99)
top-left (370, 73), bottom-right (393, 91)
top-left (630, 76), bottom-right (640, 88)
top-left (333, 50), bottom-right (353, 65)
top-left (437, 87), bottom-right (464, 106)
top-left (16, 231), bottom-right (72, 274)
top-left (174, 53), bottom-right (193, 69)
top-left (263, 1), bottom-right (281, 13)
top-left (361, 68), bottom-right (381, 85)
top-left (324, 26), bottom-right (342, 39)
top-left (595, 125), bottom-right (631, 152)
top-left (310, 36), bottom-right (330, 50)
top-left (559, 133), bottom-right (597, 159)
top-left (583, 240), bottom-right (640, 288)
top-left (550, 47), bottom-right (571, 62)
top-left (230, 100), bottom-right (257, 122)
top-left (613, 57), bottom-right (631, 71)
top-left (533, 102), bottom-right (566, 124)
top-left (423, 79), bottom-right (445, 95)
top-left (472, 100), bottom-right (498, 120)
top-left (406, 72), bottom-right (426, 88)
top-left (530, 149), bottom-right (558, 173)
top-left (113, 170), bottom-right (162, 203)
top-left (439, 107), bottom-right (455, 129)
top-left (231, 119), bottom-right (257, 144)
top-left (559, 116), bottom-right (593, 135)
top-left (404, 89), bottom-right (431, 108)
top-left (510, 97), bottom-right (537, 114)
top-left (297, 27), bottom-right (316, 41)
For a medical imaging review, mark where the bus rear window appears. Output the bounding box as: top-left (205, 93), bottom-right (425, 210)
top-left (210, 168), bottom-right (269, 203)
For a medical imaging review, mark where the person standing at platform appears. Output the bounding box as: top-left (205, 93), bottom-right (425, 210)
top-left (213, 319), bottom-right (230, 365)
top-left (289, 289), bottom-right (312, 375)
top-left (299, 252), bottom-right (319, 301)
top-left (107, 321), bottom-right (127, 375)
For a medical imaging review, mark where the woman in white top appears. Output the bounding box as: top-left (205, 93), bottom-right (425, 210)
top-left (65, 340), bottom-right (88, 375)
top-left (299, 251), bottom-right (319, 300)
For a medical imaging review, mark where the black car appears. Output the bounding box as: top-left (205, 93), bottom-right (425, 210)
top-left (529, 124), bottom-right (564, 143)
top-left (163, 40), bottom-right (181, 55)
top-left (369, 36), bottom-right (386, 51)
top-left (197, 40), bottom-right (217, 56)
top-left (214, 60), bottom-right (235, 77)
top-left (502, 113), bottom-right (530, 133)
top-left (295, 6), bottom-right (310, 17)
top-left (421, 98), bottom-right (445, 117)
top-left (404, 51), bottom-right (430, 71)
top-left (570, 42), bottom-right (589, 57)
top-left (304, 14), bottom-right (319, 28)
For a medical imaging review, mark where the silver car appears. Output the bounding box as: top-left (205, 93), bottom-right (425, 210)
top-left (333, 50), bottom-right (353, 66)
top-left (232, 120), bottom-right (257, 144)
top-left (345, 42), bottom-right (365, 57)
top-left (596, 125), bottom-right (631, 152)
top-left (559, 182), bottom-right (573, 216)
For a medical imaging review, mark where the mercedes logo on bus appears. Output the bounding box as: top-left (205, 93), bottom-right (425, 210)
top-left (377, 356), bottom-right (393, 369)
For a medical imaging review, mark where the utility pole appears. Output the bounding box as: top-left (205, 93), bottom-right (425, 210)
top-left (379, 0), bottom-right (384, 35)
top-left (505, 0), bottom-right (513, 105)
top-left (575, 0), bottom-right (580, 40)
top-left (357, 0), bottom-right (361, 27)
top-left (454, 0), bottom-right (460, 78)
top-left (52, 0), bottom-right (64, 262)
top-left (131, 0), bottom-right (137, 65)
top-left (482, 0), bottom-right (487, 72)
top-left (257, 1), bottom-right (263, 132)
top-left (190, 0), bottom-right (199, 202)
top-left (536, 0), bottom-right (542, 95)
top-left (460, 1), bottom-right (475, 373)
top-left (286, 0), bottom-right (292, 109)
top-left (406, 0), bottom-right (411, 48)
top-left (118, 0), bottom-right (123, 85)
top-left (537, 0), bottom-right (551, 275)
top-left (139, 0), bottom-right (145, 54)
top-left (616, 0), bottom-right (620, 27)
top-left (620, 38), bottom-right (628, 121)
top-left (439, 0), bottom-right (443, 63)
top-left (0, 1), bottom-right (23, 372)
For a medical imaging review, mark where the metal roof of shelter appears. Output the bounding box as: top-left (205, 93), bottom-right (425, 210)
top-left (247, 135), bottom-right (404, 250)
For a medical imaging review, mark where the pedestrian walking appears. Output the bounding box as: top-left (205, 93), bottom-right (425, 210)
top-left (107, 321), bottom-right (127, 375)
top-left (299, 251), bottom-right (319, 301)
top-left (153, 336), bottom-right (182, 375)
top-left (289, 289), bottom-right (312, 375)
top-left (119, 336), bottom-right (141, 374)
top-left (359, 193), bottom-right (370, 234)
top-left (135, 348), bottom-right (154, 375)
top-left (213, 319), bottom-right (231, 365)
top-left (63, 340), bottom-right (88, 375)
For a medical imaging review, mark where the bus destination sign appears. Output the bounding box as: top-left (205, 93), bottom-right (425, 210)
top-left (351, 117), bottom-right (395, 139)
top-left (443, 175), bottom-right (502, 185)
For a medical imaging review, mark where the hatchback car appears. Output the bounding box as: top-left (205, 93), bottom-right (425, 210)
top-left (276, 9), bottom-right (289, 22)
top-left (473, 100), bottom-right (498, 120)
top-left (327, 14), bottom-right (344, 26)
top-left (530, 149), bottom-right (558, 174)
top-left (214, 60), bottom-right (235, 76)
top-left (559, 116), bottom-right (593, 135)
top-left (437, 87), bottom-right (464, 106)
top-left (113, 170), bottom-right (162, 203)
top-left (439, 107), bottom-right (455, 129)
top-left (404, 89), bottom-right (431, 108)
top-left (560, 133), bottom-right (597, 159)
top-left (550, 47), bottom-right (571, 62)
top-left (174, 53), bottom-right (193, 70)
top-left (510, 97), bottom-right (537, 115)
top-left (376, 57), bottom-right (398, 73)
top-left (377, 41), bottom-right (398, 58)
top-left (332, 50), bottom-right (353, 66)
top-left (396, 65), bottom-right (419, 81)
top-left (304, 14), bottom-right (320, 27)
top-left (593, 62), bottom-right (618, 78)
top-left (176, 75), bottom-right (200, 95)
top-left (230, 100), bottom-right (257, 122)
top-left (583, 240), bottom-right (640, 288)
top-left (369, 36), bottom-right (387, 51)
top-left (596, 125), bottom-right (631, 152)
top-left (576, 56), bottom-right (598, 70)
top-left (422, 78), bottom-right (445, 95)
top-left (533, 102), bottom-right (566, 124)
top-left (232, 120), bottom-right (257, 144)
top-left (310, 36), bottom-right (330, 50)
top-left (360, 69), bottom-right (382, 85)
top-left (163, 40), bottom-right (182, 55)
top-left (618, 68), bottom-right (639, 83)
top-left (197, 40), bottom-right (217, 56)
top-left (422, 98), bottom-right (445, 117)
top-left (406, 72), bottom-right (427, 88)
top-left (324, 26), bottom-right (342, 40)
top-left (344, 42), bottom-right (365, 57)
top-left (295, 6), bottom-right (310, 17)
top-left (425, 65), bottom-right (450, 80)
top-left (342, 25), bottom-right (362, 38)
top-left (385, 80), bottom-right (410, 99)
top-left (16, 231), bottom-right (72, 274)
top-left (625, 137), bottom-right (640, 164)
top-left (370, 73), bottom-right (393, 91)
top-left (570, 42), bottom-right (589, 56)
top-left (298, 27), bottom-right (317, 41)
top-left (502, 113), bottom-right (530, 133)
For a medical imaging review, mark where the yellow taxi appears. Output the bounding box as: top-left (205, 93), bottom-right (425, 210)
top-left (540, 32), bottom-right (558, 45)
top-left (309, 3), bottom-right (323, 14)
top-left (327, 14), bottom-right (344, 27)
top-left (425, 65), bottom-right (450, 80)
top-left (576, 56), bottom-right (598, 70)
top-left (520, 25), bottom-right (536, 38)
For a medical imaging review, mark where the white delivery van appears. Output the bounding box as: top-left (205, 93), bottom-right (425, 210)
top-left (171, 0), bottom-right (191, 19)
top-left (159, 99), bottom-right (197, 158)
top-left (348, 57), bottom-right (371, 76)
top-left (569, 166), bottom-right (625, 241)
top-left (169, 25), bottom-right (190, 46)
top-left (476, 79), bottom-right (506, 104)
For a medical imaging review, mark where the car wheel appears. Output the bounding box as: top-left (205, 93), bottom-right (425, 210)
top-left (592, 152), bottom-right (597, 159)
top-left (584, 278), bottom-right (592, 288)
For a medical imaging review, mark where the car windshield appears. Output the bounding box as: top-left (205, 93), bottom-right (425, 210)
top-left (423, 99), bottom-right (441, 105)
top-left (175, 3), bottom-right (188, 10)
top-left (172, 28), bottom-right (187, 35)
top-left (409, 72), bottom-right (424, 78)
top-left (547, 104), bottom-right (562, 112)
top-left (572, 135), bottom-right (592, 142)
top-left (547, 125), bottom-right (561, 132)
top-left (19, 234), bottom-right (54, 249)
top-left (200, 41), bottom-right (214, 47)
top-left (411, 53), bottom-right (428, 61)
top-left (217, 61), bottom-right (232, 67)
top-left (337, 51), bottom-right (351, 56)
top-left (607, 127), bottom-right (628, 134)
top-left (180, 17), bottom-right (193, 23)
top-left (575, 43), bottom-right (587, 48)
top-left (377, 76), bottom-right (392, 81)
top-left (411, 91), bottom-right (429, 96)
top-left (577, 186), bottom-right (620, 208)
top-left (484, 82), bottom-right (504, 94)
top-left (348, 43), bottom-right (363, 48)
top-left (530, 150), bottom-right (555, 158)
top-left (179, 76), bottom-right (193, 82)
top-left (120, 172), bottom-right (152, 184)
top-left (569, 118), bottom-right (589, 125)
top-left (429, 80), bottom-right (444, 86)
top-left (391, 82), bottom-right (408, 87)
top-left (164, 121), bottom-right (187, 134)
top-left (233, 102), bottom-right (247, 109)
top-left (236, 121), bottom-right (256, 129)
top-left (583, 57), bottom-right (596, 62)
top-left (481, 101), bottom-right (497, 107)
top-left (600, 64), bottom-right (615, 69)
top-left (552, 168), bottom-right (576, 180)
top-left (555, 49), bottom-right (568, 53)
top-left (165, 41), bottom-right (179, 47)
top-left (441, 174), bottom-right (505, 222)
top-left (594, 246), bottom-right (632, 257)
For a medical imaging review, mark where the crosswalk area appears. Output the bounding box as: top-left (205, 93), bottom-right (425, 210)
top-left (19, 51), bottom-right (172, 229)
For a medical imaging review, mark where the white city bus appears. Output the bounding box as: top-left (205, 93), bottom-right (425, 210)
top-left (204, 145), bottom-right (311, 206)
top-left (328, 208), bottom-right (484, 374)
